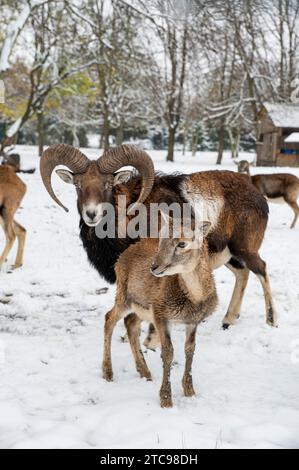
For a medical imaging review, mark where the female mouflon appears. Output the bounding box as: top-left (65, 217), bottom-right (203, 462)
top-left (102, 218), bottom-right (218, 408)
top-left (237, 160), bottom-right (299, 229)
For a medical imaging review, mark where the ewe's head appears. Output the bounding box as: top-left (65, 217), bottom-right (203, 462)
top-left (150, 215), bottom-right (211, 278)
top-left (236, 160), bottom-right (253, 175)
top-left (40, 144), bottom-right (155, 227)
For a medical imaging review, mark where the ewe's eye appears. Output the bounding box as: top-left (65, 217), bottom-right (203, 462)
top-left (177, 242), bottom-right (187, 249)
top-left (105, 182), bottom-right (112, 191)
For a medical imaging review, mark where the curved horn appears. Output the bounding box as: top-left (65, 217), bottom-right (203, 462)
top-left (97, 145), bottom-right (155, 210)
top-left (40, 144), bottom-right (90, 212)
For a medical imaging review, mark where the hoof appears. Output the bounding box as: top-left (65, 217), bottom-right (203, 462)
top-left (160, 398), bottom-right (173, 408)
top-left (144, 374), bottom-right (153, 382)
top-left (102, 367), bottom-right (113, 382)
top-left (183, 387), bottom-right (196, 398)
top-left (138, 370), bottom-right (152, 381)
top-left (12, 264), bottom-right (23, 270)
top-left (160, 389), bottom-right (173, 408)
top-left (103, 373), bottom-right (113, 382)
top-left (267, 307), bottom-right (277, 328)
top-left (222, 323), bottom-right (230, 330)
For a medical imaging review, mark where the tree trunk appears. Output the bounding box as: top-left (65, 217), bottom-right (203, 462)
top-left (72, 127), bottom-right (80, 147)
top-left (116, 119), bottom-right (124, 146)
top-left (182, 130), bottom-right (186, 156)
top-left (100, 111), bottom-right (110, 150)
top-left (167, 127), bottom-right (175, 162)
top-left (37, 109), bottom-right (44, 157)
top-left (216, 126), bottom-right (225, 165)
top-left (228, 128), bottom-right (240, 160)
top-left (191, 128), bottom-right (198, 157)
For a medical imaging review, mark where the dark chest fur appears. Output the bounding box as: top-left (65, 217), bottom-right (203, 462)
top-left (79, 220), bottom-right (133, 284)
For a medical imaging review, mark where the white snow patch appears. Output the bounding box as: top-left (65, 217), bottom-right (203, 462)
top-left (6, 118), bottom-right (22, 138)
top-left (0, 0), bottom-right (48, 72)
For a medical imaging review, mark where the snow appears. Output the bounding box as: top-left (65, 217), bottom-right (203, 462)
top-left (87, 134), bottom-right (100, 149)
top-left (264, 102), bottom-right (299, 129)
top-left (6, 118), bottom-right (22, 138)
top-left (285, 133), bottom-right (299, 143)
top-left (0, 3), bottom-right (31, 73)
top-left (0, 0), bottom-right (48, 72)
top-left (1, 146), bottom-right (299, 449)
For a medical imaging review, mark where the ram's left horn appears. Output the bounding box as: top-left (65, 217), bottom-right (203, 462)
top-left (40, 144), bottom-right (90, 212)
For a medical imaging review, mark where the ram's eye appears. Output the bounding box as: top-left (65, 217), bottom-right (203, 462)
top-left (177, 242), bottom-right (187, 249)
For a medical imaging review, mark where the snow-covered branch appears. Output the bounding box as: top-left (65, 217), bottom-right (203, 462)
top-left (0, 0), bottom-right (49, 72)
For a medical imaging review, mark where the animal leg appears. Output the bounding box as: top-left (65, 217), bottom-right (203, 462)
top-left (102, 304), bottom-right (127, 382)
top-left (124, 313), bottom-right (152, 381)
top-left (12, 220), bottom-right (26, 269)
top-left (285, 199), bottom-right (299, 229)
top-left (0, 217), bottom-right (16, 269)
top-left (155, 318), bottom-right (174, 408)
top-left (257, 273), bottom-right (278, 327)
top-left (241, 253), bottom-right (277, 327)
top-left (222, 259), bottom-right (250, 329)
top-left (182, 324), bottom-right (197, 398)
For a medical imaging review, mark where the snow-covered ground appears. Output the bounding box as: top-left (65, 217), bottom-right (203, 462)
top-left (0, 146), bottom-right (299, 449)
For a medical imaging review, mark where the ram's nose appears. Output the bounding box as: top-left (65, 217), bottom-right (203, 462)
top-left (86, 210), bottom-right (97, 221)
top-left (83, 204), bottom-right (103, 227)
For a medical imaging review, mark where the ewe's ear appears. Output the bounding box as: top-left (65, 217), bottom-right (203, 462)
top-left (56, 169), bottom-right (74, 184)
top-left (113, 170), bottom-right (132, 186)
top-left (197, 221), bottom-right (212, 238)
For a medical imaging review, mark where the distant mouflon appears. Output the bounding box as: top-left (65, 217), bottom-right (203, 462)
top-left (102, 218), bottom-right (218, 408)
top-left (40, 144), bottom-right (277, 330)
top-left (0, 165), bottom-right (27, 269)
top-left (237, 160), bottom-right (299, 229)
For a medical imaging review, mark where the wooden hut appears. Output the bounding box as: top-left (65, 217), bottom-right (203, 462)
top-left (257, 102), bottom-right (299, 167)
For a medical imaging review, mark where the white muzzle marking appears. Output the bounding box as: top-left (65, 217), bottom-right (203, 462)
top-left (82, 202), bottom-right (105, 227)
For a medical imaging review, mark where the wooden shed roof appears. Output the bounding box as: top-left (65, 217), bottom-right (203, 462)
top-left (262, 102), bottom-right (299, 128)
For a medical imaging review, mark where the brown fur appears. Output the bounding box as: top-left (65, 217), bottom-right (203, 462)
top-left (102, 226), bottom-right (218, 408)
top-left (0, 165), bottom-right (27, 269)
top-left (238, 160), bottom-right (299, 229)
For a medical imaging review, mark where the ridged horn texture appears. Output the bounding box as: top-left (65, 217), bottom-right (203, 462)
top-left (40, 144), bottom-right (90, 212)
top-left (97, 144), bottom-right (155, 210)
